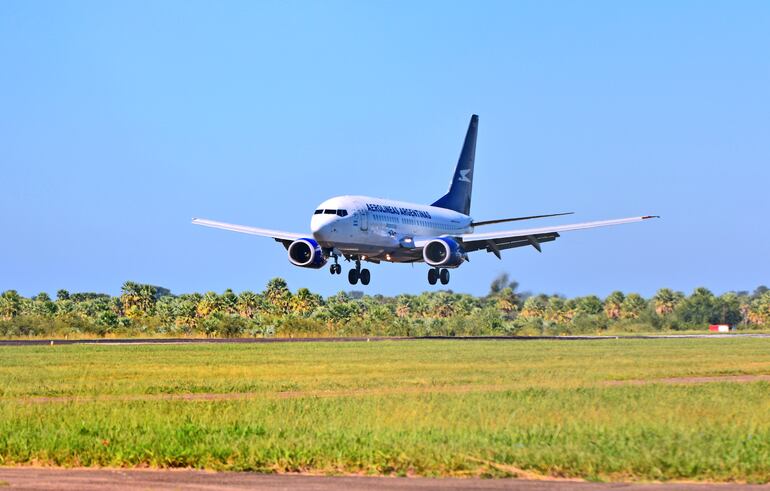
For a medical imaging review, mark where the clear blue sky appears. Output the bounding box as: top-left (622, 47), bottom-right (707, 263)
top-left (2, 1), bottom-right (768, 299)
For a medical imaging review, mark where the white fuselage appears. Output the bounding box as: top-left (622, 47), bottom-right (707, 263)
top-left (310, 195), bottom-right (473, 263)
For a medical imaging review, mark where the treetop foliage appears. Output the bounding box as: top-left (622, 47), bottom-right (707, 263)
top-left (1, 276), bottom-right (768, 338)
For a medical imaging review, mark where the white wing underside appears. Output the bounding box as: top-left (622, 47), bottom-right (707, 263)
top-left (192, 218), bottom-right (305, 243)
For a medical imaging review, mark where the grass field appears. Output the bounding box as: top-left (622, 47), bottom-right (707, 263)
top-left (1, 339), bottom-right (770, 482)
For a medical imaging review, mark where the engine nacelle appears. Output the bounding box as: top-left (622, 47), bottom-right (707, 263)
top-left (422, 237), bottom-right (466, 268)
top-left (287, 238), bottom-right (327, 269)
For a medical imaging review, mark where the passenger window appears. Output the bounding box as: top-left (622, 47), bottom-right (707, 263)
top-left (324, 209), bottom-right (336, 214)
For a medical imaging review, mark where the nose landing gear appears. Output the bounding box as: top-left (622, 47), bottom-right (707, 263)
top-left (428, 268), bottom-right (450, 285)
top-left (329, 255), bottom-right (342, 275)
top-left (348, 258), bottom-right (370, 285)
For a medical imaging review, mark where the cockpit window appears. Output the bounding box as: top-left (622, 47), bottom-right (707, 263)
top-left (316, 209), bottom-right (347, 216)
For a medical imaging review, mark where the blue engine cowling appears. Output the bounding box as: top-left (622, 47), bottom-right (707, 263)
top-left (422, 237), bottom-right (466, 268)
top-left (287, 238), bottom-right (327, 269)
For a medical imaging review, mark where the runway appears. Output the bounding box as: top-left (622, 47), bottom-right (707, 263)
top-left (1, 333), bottom-right (768, 346)
top-left (0, 468), bottom-right (768, 491)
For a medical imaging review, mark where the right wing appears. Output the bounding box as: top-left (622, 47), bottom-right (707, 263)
top-left (458, 215), bottom-right (659, 258)
top-left (192, 218), bottom-right (306, 248)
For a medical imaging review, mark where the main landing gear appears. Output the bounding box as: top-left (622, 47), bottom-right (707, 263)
top-left (348, 258), bottom-right (370, 286)
top-left (428, 268), bottom-right (450, 286)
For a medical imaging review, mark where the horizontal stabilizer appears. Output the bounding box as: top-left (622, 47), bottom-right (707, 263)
top-left (471, 212), bottom-right (574, 227)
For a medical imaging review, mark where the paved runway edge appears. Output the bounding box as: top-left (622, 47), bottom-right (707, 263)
top-left (1, 333), bottom-right (769, 346)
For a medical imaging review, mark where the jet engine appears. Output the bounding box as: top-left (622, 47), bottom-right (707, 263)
top-left (287, 238), bottom-right (327, 269)
top-left (422, 237), bottom-right (466, 268)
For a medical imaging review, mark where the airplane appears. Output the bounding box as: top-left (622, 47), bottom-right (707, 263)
top-left (193, 115), bottom-right (658, 286)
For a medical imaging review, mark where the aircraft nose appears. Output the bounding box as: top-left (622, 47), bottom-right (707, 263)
top-left (311, 215), bottom-right (336, 239)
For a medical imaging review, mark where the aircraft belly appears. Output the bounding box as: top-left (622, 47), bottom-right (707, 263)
top-left (322, 218), bottom-right (429, 263)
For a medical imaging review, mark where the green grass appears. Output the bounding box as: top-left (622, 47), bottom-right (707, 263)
top-left (1, 339), bottom-right (770, 482)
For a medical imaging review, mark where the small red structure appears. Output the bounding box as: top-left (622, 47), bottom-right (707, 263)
top-left (709, 324), bottom-right (734, 332)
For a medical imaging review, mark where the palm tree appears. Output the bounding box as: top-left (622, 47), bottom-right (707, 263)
top-left (748, 292), bottom-right (770, 325)
top-left (30, 292), bottom-right (56, 317)
top-left (653, 288), bottom-right (680, 316)
top-left (236, 291), bottom-right (262, 318)
top-left (675, 287), bottom-right (722, 327)
top-left (604, 291), bottom-right (625, 320)
top-left (563, 299), bottom-right (578, 321)
top-left (291, 288), bottom-right (320, 316)
top-left (196, 291), bottom-right (221, 318)
top-left (455, 294), bottom-right (480, 316)
top-left (174, 294), bottom-right (200, 331)
top-left (120, 281), bottom-right (141, 314)
top-left (155, 296), bottom-right (176, 325)
top-left (324, 292), bottom-right (359, 323)
top-left (220, 289), bottom-right (238, 315)
top-left (545, 296), bottom-right (571, 323)
top-left (395, 295), bottom-right (412, 318)
top-left (54, 298), bottom-right (74, 318)
top-left (576, 295), bottom-right (603, 315)
top-left (411, 293), bottom-right (432, 318)
top-left (717, 292), bottom-right (743, 326)
top-left (738, 296), bottom-right (752, 325)
top-left (264, 278), bottom-right (292, 316)
top-left (138, 284), bottom-right (157, 315)
top-left (0, 290), bottom-right (21, 320)
top-left (620, 293), bottom-right (647, 319)
top-left (431, 292), bottom-right (456, 318)
top-left (496, 287), bottom-right (518, 318)
top-left (520, 295), bottom-right (546, 319)
top-left (120, 282), bottom-right (157, 318)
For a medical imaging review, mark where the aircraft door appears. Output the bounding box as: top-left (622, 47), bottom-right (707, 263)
top-left (359, 210), bottom-right (368, 231)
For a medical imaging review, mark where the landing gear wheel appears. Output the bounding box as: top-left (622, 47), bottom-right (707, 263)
top-left (330, 264), bottom-right (337, 275)
top-left (360, 268), bottom-right (371, 285)
top-left (334, 264), bottom-right (342, 274)
top-left (439, 268), bottom-right (450, 285)
top-left (348, 268), bottom-right (359, 285)
top-left (428, 268), bottom-right (438, 285)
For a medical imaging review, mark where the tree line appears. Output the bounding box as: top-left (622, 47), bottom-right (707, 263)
top-left (1, 275), bottom-right (768, 338)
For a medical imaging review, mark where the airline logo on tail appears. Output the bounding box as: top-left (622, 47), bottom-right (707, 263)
top-left (458, 169), bottom-right (472, 183)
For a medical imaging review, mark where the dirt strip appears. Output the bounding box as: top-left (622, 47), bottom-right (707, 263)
top-left (0, 468), bottom-right (768, 491)
top-left (5, 374), bottom-right (770, 405)
top-left (6, 383), bottom-right (513, 405)
top-left (604, 374), bottom-right (770, 386)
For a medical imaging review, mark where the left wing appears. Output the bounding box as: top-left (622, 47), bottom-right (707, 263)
top-left (192, 218), bottom-right (306, 248)
top-left (458, 215), bottom-right (659, 258)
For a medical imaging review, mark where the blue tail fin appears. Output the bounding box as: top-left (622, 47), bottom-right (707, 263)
top-left (431, 114), bottom-right (478, 216)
